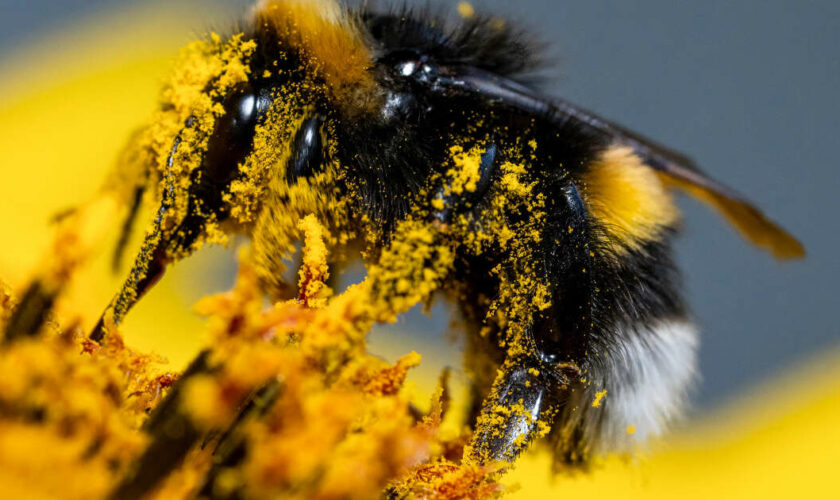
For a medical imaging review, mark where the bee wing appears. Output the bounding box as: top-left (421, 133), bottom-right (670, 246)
top-left (431, 66), bottom-right (805, 260)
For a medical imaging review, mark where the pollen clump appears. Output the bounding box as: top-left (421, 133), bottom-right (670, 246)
top-left (592, 389), bottom-right (608, 408)
top-left (458, 2), bottom-right (476, 19)
top-left (447, 145), bottom-right (484, 195)
top-left (499, 161), bottom-right (534, 198)
top-left (297, 214), bottom-right (331, 307)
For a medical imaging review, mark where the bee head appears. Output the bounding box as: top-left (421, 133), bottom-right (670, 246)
top-left (97, 0), bottom-right (413, 334)
top-left (97, 31), bottom-right (337, 331)
top-left (142, 30), bottom-right (343, 260)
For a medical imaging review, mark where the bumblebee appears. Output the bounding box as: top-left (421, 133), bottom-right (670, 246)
top-left (86, 0), bottom-right (803, 472)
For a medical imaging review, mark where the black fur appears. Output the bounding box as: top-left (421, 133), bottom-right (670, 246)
top-left (362, 4), bottom-right (543, 78)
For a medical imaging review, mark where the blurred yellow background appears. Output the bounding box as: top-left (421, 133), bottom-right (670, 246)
top-left (0, 2), bottom-right (837, 498)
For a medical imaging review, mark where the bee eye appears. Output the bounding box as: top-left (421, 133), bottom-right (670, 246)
top-left (287, 115), bottom-right (325, 181)
top-left (203, 82), bottom-right (272, 184)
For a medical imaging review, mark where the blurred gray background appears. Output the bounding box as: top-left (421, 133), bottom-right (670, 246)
top-left (1, 0), bottom-right (837, 413)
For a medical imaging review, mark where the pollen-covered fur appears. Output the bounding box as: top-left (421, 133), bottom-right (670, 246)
top-left (252, 0), bottom-right (377, 110)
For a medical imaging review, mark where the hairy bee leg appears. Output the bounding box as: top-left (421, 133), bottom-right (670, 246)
top-left (468, 354), bottom-right (566, 463)
top-left (468, 180), bottom-right (594, 464)
top-left (91, 122), bottom-right (203, 341)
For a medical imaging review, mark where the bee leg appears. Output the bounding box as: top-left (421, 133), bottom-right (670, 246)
top-left (468, 352), bottom-right (571, 463)
top-left (469, 181), bottom-right (594, 464)
top-left (91, 122), bottom-right (207, 341)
